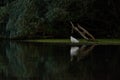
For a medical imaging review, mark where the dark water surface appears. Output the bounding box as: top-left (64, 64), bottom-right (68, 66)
top-left (0, 41), bottom-right (120, 80)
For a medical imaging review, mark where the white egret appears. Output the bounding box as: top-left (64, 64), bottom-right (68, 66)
top-left (70, 36), bottom-right (79, 43)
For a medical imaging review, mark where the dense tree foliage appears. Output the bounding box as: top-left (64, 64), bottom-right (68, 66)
top-left (0, 0), bottom-right (120, 39)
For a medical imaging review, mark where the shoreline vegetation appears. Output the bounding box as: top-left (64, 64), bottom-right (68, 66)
top-left (1, 0), bottom-right (120, 39)
top-left (22, 39), bottom-right (120, 45)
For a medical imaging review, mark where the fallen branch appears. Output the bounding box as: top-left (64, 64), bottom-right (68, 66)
top-left (70, 21), bottom-right (95, 41)
top-left (77, 24), bottom-right (95, 40)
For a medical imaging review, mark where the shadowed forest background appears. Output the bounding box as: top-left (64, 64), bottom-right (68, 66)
top-left (0, 0), bottom-right (120, 39)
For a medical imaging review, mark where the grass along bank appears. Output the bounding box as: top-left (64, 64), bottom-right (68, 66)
top-left (23, 39), bottom-right (120, 45)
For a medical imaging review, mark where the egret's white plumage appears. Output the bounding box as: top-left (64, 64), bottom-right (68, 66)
top-left (70, 36), bottom-right (79, 61)
top-left (70, 36), bottom-right (79, 43)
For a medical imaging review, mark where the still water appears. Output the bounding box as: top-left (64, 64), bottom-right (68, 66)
top-left (0, 41), bottom-right (120, 80)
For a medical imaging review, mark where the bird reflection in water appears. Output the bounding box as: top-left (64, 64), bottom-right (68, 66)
top-left (70, 45), bottom-right (95, 61)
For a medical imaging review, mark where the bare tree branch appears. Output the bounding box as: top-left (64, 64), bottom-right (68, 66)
top-left (70, 21), bottom-right (95, 41)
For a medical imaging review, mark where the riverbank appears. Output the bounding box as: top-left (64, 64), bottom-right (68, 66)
top-left (23, 39), bottom-right (120, 45)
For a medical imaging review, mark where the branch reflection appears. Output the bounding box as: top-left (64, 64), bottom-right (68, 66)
top-left (70, 45), bottom-right (96, 61)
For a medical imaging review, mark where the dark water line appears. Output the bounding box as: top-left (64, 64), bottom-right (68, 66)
top-left (0, 41), bottom-right (120, 80)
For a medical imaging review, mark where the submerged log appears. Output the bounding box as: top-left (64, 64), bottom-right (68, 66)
top-left (70, 21), bottom-right (95, 41)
